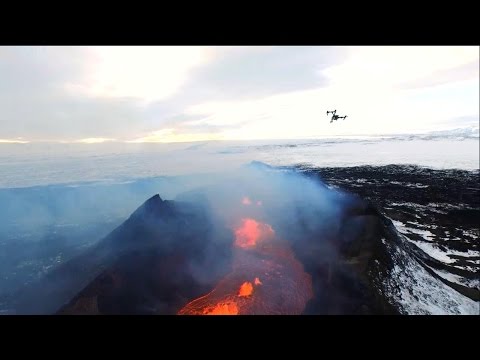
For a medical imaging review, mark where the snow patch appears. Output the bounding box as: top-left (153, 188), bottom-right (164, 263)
top-left (428, 266), bottom-right (480, 289)
top-left (391, 220), bottom-right (436, 241)
top-left (409, 239), bottom-right (479, 264)
top-left (384, 247), bottom-right (479, 315)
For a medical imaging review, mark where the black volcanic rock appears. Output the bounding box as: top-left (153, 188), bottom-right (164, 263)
top-left (290, 196), bottom-right (400, 315)
top-left (14, 194), bottom-right (233, 315)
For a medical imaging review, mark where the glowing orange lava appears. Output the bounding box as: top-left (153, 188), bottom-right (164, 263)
top-left (238, 282), bottom-right (254, 297)
top-left (204, 302), bottom-right (239, 315)
top-left (178, 218), bottom-right (313, 315)
top-left (234, 218), bottom-right (275, 248)
top-left (241, 196), bottom-right (252, 205)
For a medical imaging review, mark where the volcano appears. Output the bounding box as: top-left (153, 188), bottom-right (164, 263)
top-left (178, 218), bottom-right (314, 315)
top-left (11, 167), bottom-right (396, 314)
top-left (10, 165), bottom-right (477, 315)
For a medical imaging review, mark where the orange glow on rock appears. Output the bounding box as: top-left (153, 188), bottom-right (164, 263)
top-left (254, 277), bottom-right (262, 285)
top-left (234, 218), bottom-right (275, 248)
top-left (238, 282), bottom-right (254, 297)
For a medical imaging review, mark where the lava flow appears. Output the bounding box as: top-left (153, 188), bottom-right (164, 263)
top-left (234, 218), bottom-right (275, 248)
top-left (238, 282), bottom-right (254, 297)
top-left (195, 299), bottom-right (239, 315)
top-left (178, 211), bottom-right (313, 315)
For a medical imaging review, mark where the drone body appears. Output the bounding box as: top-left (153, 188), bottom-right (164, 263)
top-left (327, 110), bottom-right (348, 123)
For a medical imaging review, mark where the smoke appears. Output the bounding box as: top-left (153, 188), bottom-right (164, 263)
top-left (3, 160), bottom-right (366, 314)
top-left (168, 162), bottom-right (364, 313)
top-left (0, 174), bottom-right (222, 303)
top-left (175, 161), bottom-right (356, 252)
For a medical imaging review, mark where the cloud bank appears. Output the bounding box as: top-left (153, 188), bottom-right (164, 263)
top-left (0, 46), bottom-right (478, 142)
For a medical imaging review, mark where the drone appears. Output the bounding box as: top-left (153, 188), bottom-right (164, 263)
top-left (327, 110), bottom-right (347, 123)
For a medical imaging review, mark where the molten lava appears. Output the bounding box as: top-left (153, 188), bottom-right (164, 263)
top-left (178, 218), bottom-right (313, 315)
top-left (234, 218), bottom-right (275, 248)
top-left (204, 302), bottom-right (239, 315)
top-left (238, 282), bottom-right (254, 297)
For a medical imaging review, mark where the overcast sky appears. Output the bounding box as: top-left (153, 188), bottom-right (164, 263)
top-left (0, 46), bottom-right (478, 143)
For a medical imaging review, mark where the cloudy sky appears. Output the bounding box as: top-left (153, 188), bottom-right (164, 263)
top-left (0, 46), bottom-right (478, 143)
